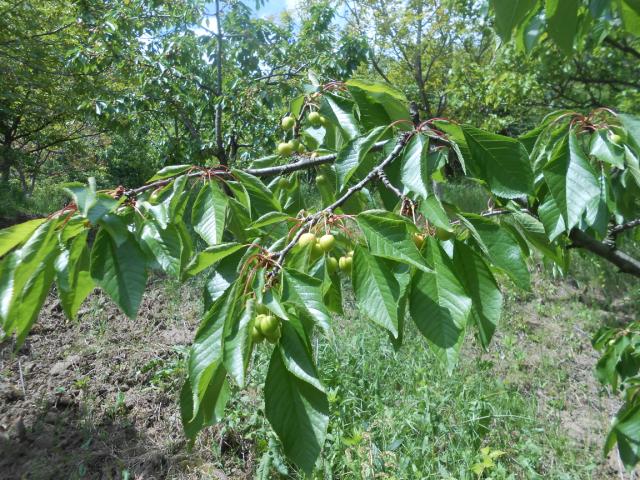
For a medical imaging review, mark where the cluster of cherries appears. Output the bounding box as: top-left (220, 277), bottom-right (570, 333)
top-left (276, 111), bottom-right (329, 157)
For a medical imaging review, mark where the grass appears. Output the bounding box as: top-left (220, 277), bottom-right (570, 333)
top-left (169, 249), bottom-right (630, 479)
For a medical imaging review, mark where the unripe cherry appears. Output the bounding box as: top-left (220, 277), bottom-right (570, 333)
top-left (308, 111), bottom-right (322, 127)
top-left (277, 142), bottom-right (294, 156)
top-left (298, 232), bottom-right (317, 248)
top-left (339, 256), bottom-right (353, 273)
top-left (281, 116), bottom-right (295, 130)
top-left (318, 234), bottom-right (335, 252)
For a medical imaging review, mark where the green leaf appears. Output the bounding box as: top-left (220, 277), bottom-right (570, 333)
top-left (180, 363), bottom-right (229, 439)
top-left (335, 126), bottom-right (386, 189)
top-left (223, 298), bottom-right (254, 388)
top-left (409, 238), bottom-right (472, 372)
top-left (357, 210), bottom-right (431, 273)
top-left (620, 0), bottom-right (640, 34)
top-left (232, 169), bottom-right (281, 214)
top-left (543, 132), bottom-right (601, 230)
top-left (1, 220), bottom-right (60, 342)
top-left (346, 80), bottom-right (411, 128)
top-left (250, 211), bottom-right (293, 229)
top-left (590, 131), bottom-right (625, 168)
top-left (608, 402), bottom-right (640, 468)
top-left (619, 113), bottom-right (640, 153)
top-left (189, 282), bottom-right (239, 415)
top-left (0, 218), bottom-right (47, 257)
top-left (148, 164), bottom-right (192, 181)
top-left (265, 345), bottom-right (329, 475)
top-left (279, 321), bottom-right (325, 392)
top-left (432, 121), bottom-right (470, 173)
top-left (192, 181), bottom-right (228, 245)
top-left (142, 175), bottom-right (189, 229)
top-left (90, 229), bottom-right (147, 318)
top-left (462, 215), bottom-right (531, 290)
top-left (12, 253), bottom-right (58, 345)
top-left (55, 231), bottom-right (94, 319)
top-left (64, 180), bottom-right (119, 224)
top-left (185, 243), bottom-right (246, 278)
top-left (452, 242), bottom-right (502, 349)
top-left (545, 0), bottom-right (579, 53)
top-left (491, 0), bottom-right (538, 40)
top-left (324, 93), bottom-right (360, 140)
top-left (282, 269), bottom-right (332, 332)
top-left (507, 208), bottom-right (563, 262)
top-left (461, 125), bottom-right (534, 198)
top-left (538, 195), bottom-right (566, 241)
top-left (139, 222), bottom-right (183, 278)
top-left (352, 246), bottom-right (402, 338)
top-left (204, 251), bottom-right (242, 309)
top-left (419, 195), bottom-right (453, 231)
top-left (400, 134), bottom-right (430, 199)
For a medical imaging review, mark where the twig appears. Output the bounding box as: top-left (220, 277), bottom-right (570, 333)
top-left (377, 170), bottom-right (404, 199)
top-left (609, 218), bottom-right (640, 238)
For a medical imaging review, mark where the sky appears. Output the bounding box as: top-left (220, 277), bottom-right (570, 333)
top-left (196, 0), bottom-right (299, 35)
top-left (255, 0), bottom-right (300, 17)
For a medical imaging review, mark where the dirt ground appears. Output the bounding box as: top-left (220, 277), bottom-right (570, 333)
top-left (0, 274), bottom-right (634, 479)
top-left (0, 280), bottom-right (256, 480)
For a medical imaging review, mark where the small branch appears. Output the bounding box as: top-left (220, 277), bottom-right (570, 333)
top-left (609, 218), bottom-right (640, 237)
top-left (248, 141), bottom-right (385, 176)
top-left (570, 229), bottom-right (640, 278)
top-left (604, 37), bottom-right (640, 60)
top-left (266, 133), bottom-right (412, 281)
top-left (377, 170), bottom-right (404, 199)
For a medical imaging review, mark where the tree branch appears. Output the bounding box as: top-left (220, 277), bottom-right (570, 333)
top-left (123, 141), bottom-right (389, 198)
top-left (609, 218), bottom-right (640, 237)
top-left (569, 228), bottom-right (640, 278)
top-left (266, 133), bottom-right (412, 280)
top-left (604, 37), bottom-right (640, 60)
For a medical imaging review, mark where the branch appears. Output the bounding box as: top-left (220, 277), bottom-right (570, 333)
top-left (369, 50), bottom-right (393, 85)
top-left (609, 218), bottom-right (640, 237)
top-left (569, 228), bottom-right (640, 278)
top-left (266, 133), bottom-right (412, 280)
top-left (377, 170), bottom-right (404, 199)
top-left (123, 141), bottom-right (389, 198)
top-left (604, 37), bottom-right (640, 60)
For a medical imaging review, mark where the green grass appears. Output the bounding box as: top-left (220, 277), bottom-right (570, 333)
top-left (197, 262), bottom-right (618, 479)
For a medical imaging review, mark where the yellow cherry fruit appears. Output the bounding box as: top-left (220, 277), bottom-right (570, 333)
top-left (339, 256), bottom-right (353, 273)
top-left (308, 111), bottom-right (322, 127)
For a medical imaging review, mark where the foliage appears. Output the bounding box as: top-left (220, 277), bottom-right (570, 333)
top-left (2, 72), bottom-right (640, 472)
top-left (490, 0), bottom-right (640, 53)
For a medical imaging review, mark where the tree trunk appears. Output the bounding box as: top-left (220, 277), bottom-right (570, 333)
top-left (214, 0), bottom-right (227, 167)
top-left (0, 141), bottom-right (13, 184)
